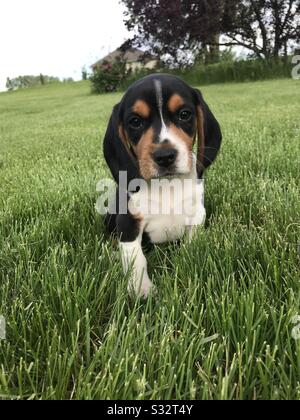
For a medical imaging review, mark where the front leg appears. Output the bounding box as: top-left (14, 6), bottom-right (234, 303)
top-left (117, 213), bottom-right (154, 299)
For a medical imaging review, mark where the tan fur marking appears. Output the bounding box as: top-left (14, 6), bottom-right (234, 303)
top-left (168, 94), bottom-right (185, 113)
top-left (119, 125), bottom-right (158, 180)
top-left (132, 100), bottom-right (151, 118)
top-left (196, 106), bottom-right (205, 172)
top-left (118, 124), bottom-right (126, 144)
top-left (118, 124), bottom-right (136, 163)
top-left (134, 127), bottom-right (156, 180)
top-left (133, 212), bottom-right (144, 222)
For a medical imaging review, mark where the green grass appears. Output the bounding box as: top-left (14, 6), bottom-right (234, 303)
top-left (0, 79), bottom-right (300, 400)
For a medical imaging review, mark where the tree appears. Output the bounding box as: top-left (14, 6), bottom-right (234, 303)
top-left (222, 0), bottom-right (300, 59)
top-left (122, 0), bottom-right (300, 64)
top-left (5, 75), bottom-right (60, 90)
top-left (6, 77), bottom-right (13, 91)
top-left (82, 66), bottom-right (88, 80)
top-left (122, 0), bottom-right (224, 65)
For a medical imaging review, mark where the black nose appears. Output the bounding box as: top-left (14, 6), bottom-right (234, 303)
top-left (152, 148), bottom-right (178, 168)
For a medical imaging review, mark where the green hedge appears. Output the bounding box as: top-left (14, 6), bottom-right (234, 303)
top-left (118, 58), bottom-right (293, 90)
top-left (176, 58), bottom-right (293, 85)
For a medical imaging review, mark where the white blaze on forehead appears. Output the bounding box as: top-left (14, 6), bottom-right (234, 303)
top-left (154, 79), bottom-right (167, 134)
top-left (153, 78), bottom-right (190, 173)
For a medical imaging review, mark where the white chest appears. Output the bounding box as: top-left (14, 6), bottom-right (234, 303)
top-left (128, 175), bottom-right (206, 244)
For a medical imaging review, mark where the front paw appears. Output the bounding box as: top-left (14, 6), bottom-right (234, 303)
top-left (128, 275), bottom-right (156, 299)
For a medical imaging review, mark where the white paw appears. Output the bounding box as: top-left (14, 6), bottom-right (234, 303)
top-left (128, 275), bottom-right (156, 299)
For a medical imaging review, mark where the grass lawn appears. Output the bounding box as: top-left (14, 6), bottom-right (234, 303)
top-left (0, 79), bottom-right (300, 400)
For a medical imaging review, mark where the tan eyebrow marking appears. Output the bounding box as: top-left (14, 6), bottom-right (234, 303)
top-left (132, 100), bottom-right (151, 118)
top-left (168, 94), bottom-right (185, 113)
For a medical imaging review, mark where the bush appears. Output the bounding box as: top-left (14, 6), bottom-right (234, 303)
top-left (90, 60), bottom-right (127, 93)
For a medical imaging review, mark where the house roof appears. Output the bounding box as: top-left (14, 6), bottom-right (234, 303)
top-left (92, 47), bottom-right (157, 68)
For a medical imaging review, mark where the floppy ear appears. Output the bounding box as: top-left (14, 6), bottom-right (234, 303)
top-left (103, 103), bottom-right (139, 185)
top-left (193, 89), bottom-right (222, 176)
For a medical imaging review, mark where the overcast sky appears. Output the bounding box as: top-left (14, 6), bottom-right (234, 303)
top-left (0, 0), bottom-right (131, 91)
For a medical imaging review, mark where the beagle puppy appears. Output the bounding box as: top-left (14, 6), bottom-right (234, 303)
top-left (103, 74), bottom-right (222, 298)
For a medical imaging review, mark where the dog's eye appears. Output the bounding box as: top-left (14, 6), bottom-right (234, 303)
top-left (178, 110), bottom-right (192, 122)
top-left (129, 116), bottom-right (143, 129)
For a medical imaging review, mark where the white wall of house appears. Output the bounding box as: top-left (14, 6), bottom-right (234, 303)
top-left (126, 60), bottom-right (158, 73)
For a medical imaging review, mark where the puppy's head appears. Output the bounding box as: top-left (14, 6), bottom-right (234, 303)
top-left (104, 74), bottom-right (222, 181)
